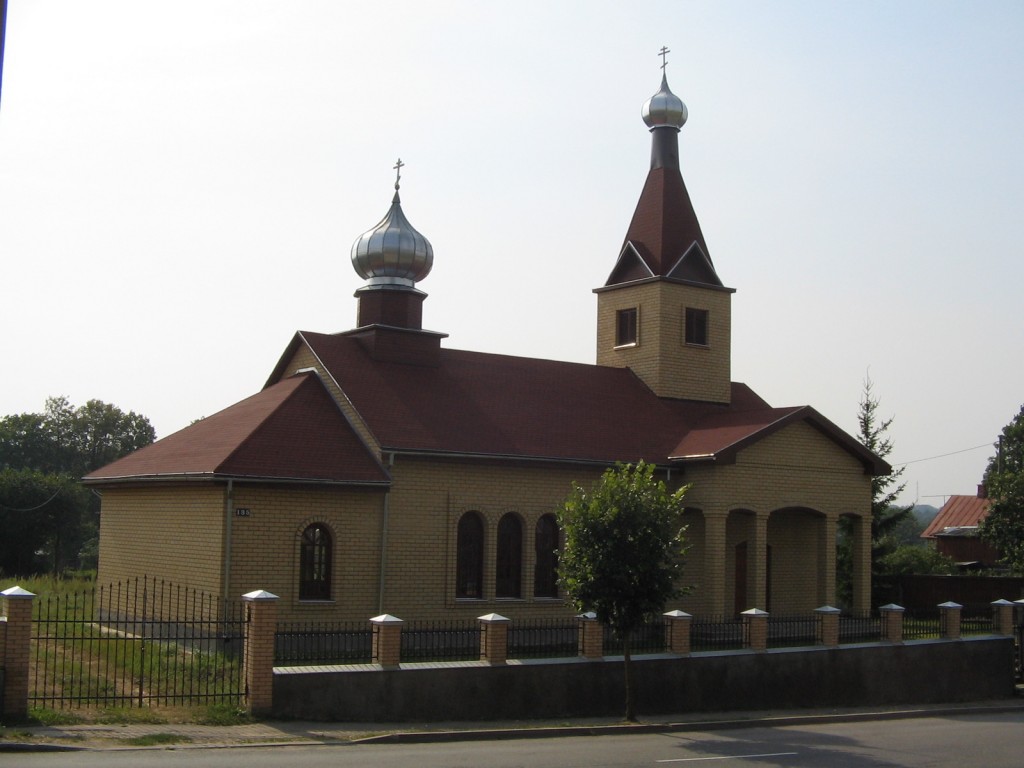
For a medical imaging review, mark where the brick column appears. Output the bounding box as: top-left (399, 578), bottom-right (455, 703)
top-left (750, 512), bottom-right (769, 614)
top-left (851, 515), bottom-right (872, 617)
top-left (242, 589), bottom-right (278, 716)
top-left (371, 614), bottom-right (404, 668)
top-left (663, 610), bottom-right (692, 655)
top-left (818, 514), bottom-right (837, 607)
top-left (704, 511), bottom-right (728, 617)
top-left (880, 604), bottom-right (904, 644)
top-left (815, 605), bottom-right (841, 647)
top-left (742, 608), bottom-right (768, 652)
top-left (938, 601), bottom-right (962, 640)
top-left (992, 599), bottom-right (1015, 636)
top-left (577, 612), bottom-right (603, 659)
top-left (478, 613), bottom-right (510, 664)
top-left (1, 586), bottom-right (35, 720)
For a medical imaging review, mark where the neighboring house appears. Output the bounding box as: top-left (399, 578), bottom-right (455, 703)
top-left (920, 486), bottom-right (1000, 568)
top-left (85, 67), bottom-right (888, 622)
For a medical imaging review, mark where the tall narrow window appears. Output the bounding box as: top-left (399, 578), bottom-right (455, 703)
top-left (616, 307), bottom-right (638, 346)
top-left (299, 523), bottom-right (332, 600)
top-left (495, 514), bottom-right (523, 598)
top-left (456, 512), bottom-right (484, 599)
top-left (533, 514), bottom-right (560, 598)
top-left (685, 307), bottom-right (709, 345)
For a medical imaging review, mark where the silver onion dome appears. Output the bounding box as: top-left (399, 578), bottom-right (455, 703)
top-left (350, 161), bottom-right (433, 288)
top-left (642, 72), bottom-right (687, 130)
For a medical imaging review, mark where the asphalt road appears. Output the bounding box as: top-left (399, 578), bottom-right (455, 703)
top-left (12, 710), bottom-right (1024, 767)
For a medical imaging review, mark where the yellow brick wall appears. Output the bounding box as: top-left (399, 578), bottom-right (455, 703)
top-left (596, 280), bottom-right (731, 403)
top-left (226, 485), bottom-right (384, 621)
top-left (378, 458), bottom-right (605, 622)
top-left (97, 485), bottom-right (225, 596)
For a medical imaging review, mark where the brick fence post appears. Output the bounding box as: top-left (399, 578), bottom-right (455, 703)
top-left (742, 608), bottom-right (768, 652)
top-left (1, 586), bottom-right (35, 720)
top-left (371, 614), bottom-right (404, 668)
top-left (992, 599), bottom-right (1015, 636)
top-left (478, 613), bottom-right (510, 664)
top-left (815, 605), bottom-right (841, 647)
top-left (241, 590), bottom-right (278, 716)
top-left (663, 610), bottom-right (692, 655)
top-left (880, 604), bottom-right (904, 644)
top-left (938, 601), bottom-right (962, 640)
top-left (577, 612), bottom-right (603, 659)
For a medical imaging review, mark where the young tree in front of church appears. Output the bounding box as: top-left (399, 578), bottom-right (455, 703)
top-left (980, 404), bottom-right (1024, 574)
top-left (837, 377), bottom-right (913, 607)
top-left (557, 461), bottom-right (688, 722)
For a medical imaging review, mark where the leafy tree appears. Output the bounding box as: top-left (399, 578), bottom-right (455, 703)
top-left (557, 461), bottom-right (688, 722)
top-left (0, 397), bottom-right (155, 575)
top-left (877, 544), bottom-right (955, 578)
top-left (837, 377), bottom-right (913, 608)
top-left (980, 404), bottom-right (1024, 573)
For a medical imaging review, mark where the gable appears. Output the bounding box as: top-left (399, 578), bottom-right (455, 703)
top-left (84, 372), bottom-right (389, 486)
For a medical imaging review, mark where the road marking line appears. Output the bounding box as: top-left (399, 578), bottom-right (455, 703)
top-left (657, 752), bottom-right (799, 763)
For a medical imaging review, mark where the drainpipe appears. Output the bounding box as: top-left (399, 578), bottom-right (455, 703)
top-left (377, 453), bottom-right (394, 614)
top-left (223, 479), bottom-right (234, 606)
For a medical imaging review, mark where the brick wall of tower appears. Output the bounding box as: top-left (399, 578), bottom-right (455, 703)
top-left (596, 280), bottom-right (731, 403)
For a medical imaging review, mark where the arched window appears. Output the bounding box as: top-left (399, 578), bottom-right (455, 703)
top-left (495, 514), bottom-right (523, 598)
top-left (299, 523), bottom-right (332, 600)
top-left (456, 512), bottom-right (484, 599)
top-left (533, 514), bottom-right (560, 598)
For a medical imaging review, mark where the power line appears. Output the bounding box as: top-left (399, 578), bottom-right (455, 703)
top-left (0, 486), bottom-right (64, 512)
top-left (892, 442), bottom-right (992, 467)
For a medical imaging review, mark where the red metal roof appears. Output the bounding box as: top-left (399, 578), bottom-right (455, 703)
top-left (84, 373), bottom-right (388, 485)
top-left (921, 494), bottom-right (992, 539)
top-left (86, 334), bottom-right (888, 486)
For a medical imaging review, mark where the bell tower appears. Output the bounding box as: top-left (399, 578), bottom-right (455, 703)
top-left (595, 50), bottom-right (734, 403)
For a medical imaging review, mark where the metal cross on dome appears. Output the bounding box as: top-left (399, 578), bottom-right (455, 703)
top-left (393, 158), bottom-right (404, 189)
top-left (658, 46), bottom-right (670, 71)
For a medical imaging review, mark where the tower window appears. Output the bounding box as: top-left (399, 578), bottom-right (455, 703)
top-left (685, 307), bottom-right (708, 346)
top-left (616, 308), bottom-right (638, 346)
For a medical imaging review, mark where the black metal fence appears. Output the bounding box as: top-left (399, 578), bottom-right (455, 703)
top-left (275, 621), bottom-right (372, 666)
top-left (400, 621), bottom-right (481, 662)
top-left (30, 577), bottom-right (247, 709)
top-left (767, 613), bottom-right (820, 648)
top-left (508, 619), bottom-right (578, 659)
top-left (603, 620), bottom-right (667, 654)
top-left (691, 615), bottom-right (744, 651)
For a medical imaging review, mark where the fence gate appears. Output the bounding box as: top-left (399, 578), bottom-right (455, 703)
top-left (30, 577), bottom-right (247, 710)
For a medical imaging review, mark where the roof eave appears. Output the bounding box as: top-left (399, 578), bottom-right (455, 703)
top-left (83, 472), bottom-right (391, 488)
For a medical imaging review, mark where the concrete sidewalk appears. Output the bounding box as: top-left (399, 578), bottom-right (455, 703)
top-left (4, 698), bottom-right (1024, 752)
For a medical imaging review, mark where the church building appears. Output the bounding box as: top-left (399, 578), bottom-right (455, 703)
top-left (86, 63), bottom-right (888, 622)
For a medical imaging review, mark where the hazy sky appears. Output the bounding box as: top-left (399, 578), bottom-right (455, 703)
top-left (1, 1), bottom-right (1021, 507)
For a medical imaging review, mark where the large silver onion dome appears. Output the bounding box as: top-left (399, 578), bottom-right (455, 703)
top-left (351, 161), bottom-right (433, 288)
top-left (642, 72), bottom-right (687, 130)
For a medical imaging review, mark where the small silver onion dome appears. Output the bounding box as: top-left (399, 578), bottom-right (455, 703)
top-left (642, 72), bottom-right (687, 130)
top-left (350, 160), bottom-right (433, 288)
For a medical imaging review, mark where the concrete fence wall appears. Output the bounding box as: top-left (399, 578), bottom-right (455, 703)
top-left (273, 637), bottom-right (1016, 722)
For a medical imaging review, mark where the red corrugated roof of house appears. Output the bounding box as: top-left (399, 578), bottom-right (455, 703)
top-left (293, 331), bottom-right (886, 473)
top-left (921, 494), bottom-right (992, 539)
top-left (83, 372), bottom-right (388, 485)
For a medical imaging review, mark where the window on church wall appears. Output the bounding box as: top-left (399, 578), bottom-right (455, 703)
top-left (456, 511), bottom-right (485, 599)
top-left (533, 514), bottom-right (560, 598)
top-left (685, 307), bottom-right (709, 346)
top-left (615, 307), bottom-right (638, 347)
top-left (299, 523), bottom-right (332, 600)
top-left (495, 513), bottom-right (523, 599)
